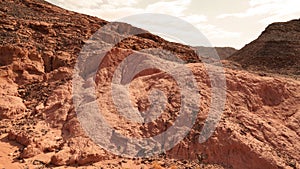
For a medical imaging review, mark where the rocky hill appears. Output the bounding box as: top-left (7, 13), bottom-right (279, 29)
top-left (228, 19), bottom-right (300, 77)
top-left (194, 46), bottom-right (237, 60)
top-left (0, 0), bottom-right (299, 169)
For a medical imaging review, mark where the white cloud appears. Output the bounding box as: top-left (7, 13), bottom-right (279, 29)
top-left (196, 24), bottom-right (241, 39)
top-left (46, 0), bottom-right (195, 21)
top-left (183, 14), bottom-right (207, 24)
top-left (45, 0), bottom-right (241, 47)
top-left (49, 0), bottom-right (138, 9)
top-left (146, 0), bottom-right (191, 16)
top-left (217, 0), bottom-right (300, 24)
top-left (75, 5), bottom-right (144, 20)
top-left (104, 0), bottom-right (138, 7)
top-left (49, 0), bottom-right (103, 9)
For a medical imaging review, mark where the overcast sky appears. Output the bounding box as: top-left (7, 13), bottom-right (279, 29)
top-left (45, 0), bottom-right (300, 49)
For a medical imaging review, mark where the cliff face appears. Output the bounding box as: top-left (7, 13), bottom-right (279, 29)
top-left (0, 0), bottom-right (299, 169)
top-left (229, 19), bottom-right (300, 77)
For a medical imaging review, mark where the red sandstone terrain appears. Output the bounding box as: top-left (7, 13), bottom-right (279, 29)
top-left (228, 19), bottom-right (300, 78)
top-left (0, 0), bottom-right (299, 169)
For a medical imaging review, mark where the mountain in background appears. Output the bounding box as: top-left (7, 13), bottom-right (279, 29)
top-left (228, 19), bottom-right (300, 77)
top-left (194, 46), bottom-right (237, 60)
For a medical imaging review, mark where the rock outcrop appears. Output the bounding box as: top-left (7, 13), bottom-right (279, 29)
top-left (229, 19), bottom-right (300, 77)
top-left (0, 0), bottom-right (299, 169)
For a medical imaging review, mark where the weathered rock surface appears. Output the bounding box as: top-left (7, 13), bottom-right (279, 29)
top-left (229, 19), bottom-right (300, 77)
top-left (0, 0), bottom-right (299, 169)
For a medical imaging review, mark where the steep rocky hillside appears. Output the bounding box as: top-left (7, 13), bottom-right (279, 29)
top-left (229, 19), bottom-right (300, 77)
top-left (0, 0), bottom-right (299, 169)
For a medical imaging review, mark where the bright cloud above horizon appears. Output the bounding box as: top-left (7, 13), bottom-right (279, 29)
top-left (45, 0), bottom-right (299, 49)
top-left (218, 0), bottom-right (300, 24)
